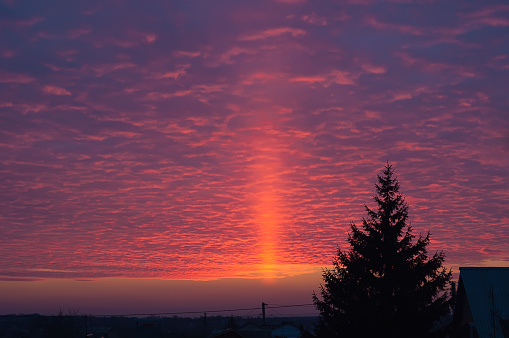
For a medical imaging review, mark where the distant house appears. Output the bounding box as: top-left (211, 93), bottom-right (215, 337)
top-left (210, 328), bottom-right (246, 338)
top-left (237, 322), bottom-right (270, 338)
top-left (102, 326), bottom-right (163, 338)
top-left (211, 322), bottom-right (303, 338)
top-left (238, 322), bottom-right (264, 332)
top-left (271, 323), bottom-right (301, 338)
top-left (452, 267), bottom-right (509, 338)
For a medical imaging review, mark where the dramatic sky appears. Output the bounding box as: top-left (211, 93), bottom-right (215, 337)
top-left (1, 0), bottom-right (509, 314)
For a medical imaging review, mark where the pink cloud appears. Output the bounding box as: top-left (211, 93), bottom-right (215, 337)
top-left (474, 17), bottom-right (509, 27)
top-left (458, 5), bottom-right (509, 18)
top-left (56, 49), bottom-right (78, 58)
top-left (145, 89), bottom-right (192, 100)
top-left (394, 51), bottom-right (418, 65)
top-left (1, 50), bottom-right (16, 58)
top-left (145, 33), bottom-right (158, 44)
top-left (301, 13), bottom-right (328, 26)
top-left (390, 92), bottom-right (414, 102)
top-left (0, 16), bottom-right (44, 29)
top-left (68, 27), bottom-right (93, 39)
top-left (83, 62), bottom-right (136, 77)
top-left (288, 70), bottom-right (357, 87)
top-left (239, 27), bottom-right (306, 41)
top-left (365, 16), bottom-right (425, 35)
top-left (0, 71), bottom-right (35, 84)
top-left (242, 72), bottom-right (280, 85)
top-left (364, 110), bottom-right (381, 119)
top-left (157, 64), bottom-right (190, 79)
top-left (362, 64), bottom-right (387, 74)
top-left (42, 85), bottom-right (72, 96)
top-left (275, 0), bottom-right (306, 4)
top-left (328, 70), bottom-right (356, 85)
top-left (216, 46), bottom-right (258, 65)
top-left (174, 50), bottom-right (202, 58)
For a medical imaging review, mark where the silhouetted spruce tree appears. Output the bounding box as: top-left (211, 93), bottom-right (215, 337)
top-left (313, 164), bottom-right (452, 338)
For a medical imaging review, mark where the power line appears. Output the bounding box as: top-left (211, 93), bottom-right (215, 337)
top-left (96, 307), bottom-right (260, 317)
top-left (264, 303), bottom-right (317, 319)
top-left (266, 303), bottom-right (314, 309)
top-left (95, 303), bottom-right (316, 317)
top-left (0, 303), bottom-right (317, 318)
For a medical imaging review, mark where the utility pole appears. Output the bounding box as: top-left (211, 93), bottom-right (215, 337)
top-left (262, 302), bottom-right (267, 327)
top-left (204, 312), bottom-right (207, 336)
top-left (84, 315), bottom-right (88, 337)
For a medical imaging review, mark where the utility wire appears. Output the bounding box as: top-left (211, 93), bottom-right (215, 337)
top-left (96, 303), bottom-right (316, 317)
top-left (96, 307), bottom-right (260, 317)
top-left (266, 303), bottom-right (314, 309)
top-left (0, 303), bottom-right (317, 318)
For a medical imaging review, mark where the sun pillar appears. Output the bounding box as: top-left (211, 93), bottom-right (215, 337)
top-left (251, 131), bottom-right (283, 279)
top-left (257, 187), bottom-right (279, 277)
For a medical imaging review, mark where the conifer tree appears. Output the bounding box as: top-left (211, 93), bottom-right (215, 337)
top-left (313, 164), bottom-right (452, 338)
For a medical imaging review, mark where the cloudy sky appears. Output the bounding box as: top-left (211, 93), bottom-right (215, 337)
top-left (1, 0), bottom-right (508, 314)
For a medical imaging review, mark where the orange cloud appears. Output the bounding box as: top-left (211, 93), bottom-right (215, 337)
top-left (289, 76), bottom-right (327, 83)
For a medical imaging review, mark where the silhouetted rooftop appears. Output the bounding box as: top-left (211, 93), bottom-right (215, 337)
top-left (453, 267), bottom-right (509, 338)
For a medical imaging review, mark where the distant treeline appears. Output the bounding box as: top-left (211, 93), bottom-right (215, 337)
top-left (0, 313), bottom-right (318, 338)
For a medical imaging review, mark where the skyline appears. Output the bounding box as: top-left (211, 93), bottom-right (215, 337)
top-left (1, 0), bottom-right (509, 315)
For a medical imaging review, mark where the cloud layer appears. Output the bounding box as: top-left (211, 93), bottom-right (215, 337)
top-left (1, 0), bottom-right (509, 281)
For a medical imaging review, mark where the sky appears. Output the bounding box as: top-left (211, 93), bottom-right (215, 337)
top-left (1, 0), bottom-right (509, 315)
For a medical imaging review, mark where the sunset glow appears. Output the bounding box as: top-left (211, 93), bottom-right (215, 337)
top-left (1, 0), bottom-right (509, 315)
